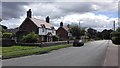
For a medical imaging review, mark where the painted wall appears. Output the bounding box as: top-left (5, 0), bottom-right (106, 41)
top-left (38, 28), bottom-right (56, 36)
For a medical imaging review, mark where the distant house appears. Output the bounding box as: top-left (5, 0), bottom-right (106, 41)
top-left (56, 22), bottom-right (72, 40)
top-left (17, 9), bottom-right (56, 42)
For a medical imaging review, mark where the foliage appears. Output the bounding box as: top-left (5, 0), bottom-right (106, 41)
top-left (111, 28), bottom-right (120, 44)
top-left (116, 27), bottom-right (120, 32)
top-left (53, 35), bottom-right (59, 41)
top-left (21, 32), bottom-right (39, 43)
top-left (111, 36), bottom-right (120, 44)
top-left (69, 24), bottom-right (85, 38)
top-left (2, 32), bottom-right (13, 38)
top-left (87, 28), bottom-right (97, 39)
top-left (102, 29), bottom-right (113, 39)
top-left (111, 31), bottom-right (120, 37)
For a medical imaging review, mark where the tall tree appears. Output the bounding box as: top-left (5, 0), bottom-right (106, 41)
top-left (69, 24), bottom-right (85, 38)
top-left (102, 29), bottom-right (113, 39)
top-left (87, 28), bottom-right (97, 39)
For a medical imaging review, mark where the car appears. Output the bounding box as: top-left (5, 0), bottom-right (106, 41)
top-left (73, 39), bottom-right (84, 46)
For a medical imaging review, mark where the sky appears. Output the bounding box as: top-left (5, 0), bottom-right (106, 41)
top-left (1, 0), bottom-right (120, 32)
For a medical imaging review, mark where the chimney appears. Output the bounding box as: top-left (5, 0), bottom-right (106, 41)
top-left (27, 9), bottom-right (32, 18)
top-left (46, 16), bottom-right (50, 23)
top-left (67, 24), bottom-right (70, 28)
top-left (60, 21), bottom-right (63, 27)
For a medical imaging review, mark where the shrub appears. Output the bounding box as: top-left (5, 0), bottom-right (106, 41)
top-left (111, 36), bottom-right (120, 44)
top-left (21, 32), bottom-right (39, 43)
top-left (2, 32), bottom-right (13, 38)
top-left (111, 32), bottom-right (120, 37)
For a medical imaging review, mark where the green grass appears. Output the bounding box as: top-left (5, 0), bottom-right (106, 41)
top-left (2, 44), bottom-right (72, 59)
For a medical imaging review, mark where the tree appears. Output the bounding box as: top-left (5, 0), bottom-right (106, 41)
top-left (102, 29), bottom-right (113, 39)
top-left (69, 24), bottom-right (85, 38)
top-left (111, 28), bottom-right (120, 44)
top-left (116, 27), bottom-right (120, 32)
top-left (96, 32), bottom-right (103, 40)
top-left (87, 28), bottom-right (97, 39)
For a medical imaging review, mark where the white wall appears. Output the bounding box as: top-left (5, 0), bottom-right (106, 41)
top-left (38, 28), bottom-right (56, 36)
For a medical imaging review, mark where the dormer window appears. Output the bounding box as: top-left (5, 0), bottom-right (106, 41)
top-left (51, 27), bottom-right (54, 33)
top-left (41, 24), bottom-right (45, 32)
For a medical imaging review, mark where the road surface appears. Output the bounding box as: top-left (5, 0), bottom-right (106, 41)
top-left (2, 40), bottom-right (109, 66)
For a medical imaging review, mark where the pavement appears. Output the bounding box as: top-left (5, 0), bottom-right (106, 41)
top-left (103, 40), bottom-right (118, 66)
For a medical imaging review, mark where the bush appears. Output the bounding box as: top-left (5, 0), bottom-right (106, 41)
top-left (111, 32), bottom-right (120, 37)
top-left (111, 31), bottom-right (120, 44)
top-left (53, 35), bottom-right (59, 41)
top-left (111, 36), bottom-right (120, 44)
top-left (21, 32), bottom-right (39, 43)
top-left (2, 32), bottom-right (13, 38)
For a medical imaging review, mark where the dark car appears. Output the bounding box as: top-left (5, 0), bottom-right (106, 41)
top-left (73, 39), bottom-right (84, 46)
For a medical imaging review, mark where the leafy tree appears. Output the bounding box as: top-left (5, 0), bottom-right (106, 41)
top-left (87, 28), bottom-right (97, 39)
top-left (69, 24), bottom-right (85, 38)
top-left (116, 27), bottom-right (120, 32)
top-left (96, 32), bottom-right (103, 40)
top-left (102, 29), bottom-right (113, 39)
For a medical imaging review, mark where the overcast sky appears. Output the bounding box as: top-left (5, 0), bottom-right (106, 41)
top-left (1, 0), bottom-right (120, 31)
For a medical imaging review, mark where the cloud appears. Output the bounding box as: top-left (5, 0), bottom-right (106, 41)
top-left (52, 12), bottom-right (118, 31)
top-left (2, 1), bottom-right (118, 20)
top-left (2, 2), bottom-right (30, 20)
top-left (1, 1), bottom-right (118, 31)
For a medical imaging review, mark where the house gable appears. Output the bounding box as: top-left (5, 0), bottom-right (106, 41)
top-left (56, 27), bottom-right (68, 38)
top-left (19, 18), bottom-right (38, 34)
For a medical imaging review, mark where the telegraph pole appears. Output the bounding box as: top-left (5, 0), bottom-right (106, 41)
top-left (113, 20), bottom-right (115, 31)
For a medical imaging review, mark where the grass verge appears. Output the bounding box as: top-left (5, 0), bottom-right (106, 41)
top-left (2, 44), bottom-right (72, 59)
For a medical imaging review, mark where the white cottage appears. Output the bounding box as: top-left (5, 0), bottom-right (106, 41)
top-left (19, 9), bottom-right (56, 42)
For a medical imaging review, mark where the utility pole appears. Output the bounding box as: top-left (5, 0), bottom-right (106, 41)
top-left (113, 20), bottom-right (115, 31)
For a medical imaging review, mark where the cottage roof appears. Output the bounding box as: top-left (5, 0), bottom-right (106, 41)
top-left (63, 26), bottom-right (69, 32)
top-left (30, 18), bottom-right (54, 29)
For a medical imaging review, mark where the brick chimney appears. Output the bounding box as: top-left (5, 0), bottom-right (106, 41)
top-left (46, 16), bottom-right (50, 23)
top-left (27, 9), bottom-right (32, 18)
top-left (60, 21), bottom-right (63, 27)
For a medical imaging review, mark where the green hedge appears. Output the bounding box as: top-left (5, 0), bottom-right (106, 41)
top-left (111, 36), bottom-right (120, 44)
top-left (21, 32), bottom-right (39, 43)
top-left (111, 30), bottom-right (120, 44)
top-left (2, 32), bottom-right (13, 38)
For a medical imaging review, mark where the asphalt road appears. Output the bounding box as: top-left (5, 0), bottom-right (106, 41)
top-left (2, 40), bottom-right (109, 66)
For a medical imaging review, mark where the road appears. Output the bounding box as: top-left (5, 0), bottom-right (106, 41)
top-left (2, 40), bottom-right (109, 66)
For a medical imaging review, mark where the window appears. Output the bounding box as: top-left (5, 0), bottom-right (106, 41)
top-left (41, 24), bottom-right (45, 32)
top-left (51, 27), bottom-right (54, 33)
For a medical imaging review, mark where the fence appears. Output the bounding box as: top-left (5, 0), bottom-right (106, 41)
top-left (16, 41), bottom-right (73, 47)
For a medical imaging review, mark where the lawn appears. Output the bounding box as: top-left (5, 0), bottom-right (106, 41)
top-left (2, 44), bottom-right (72, 59)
